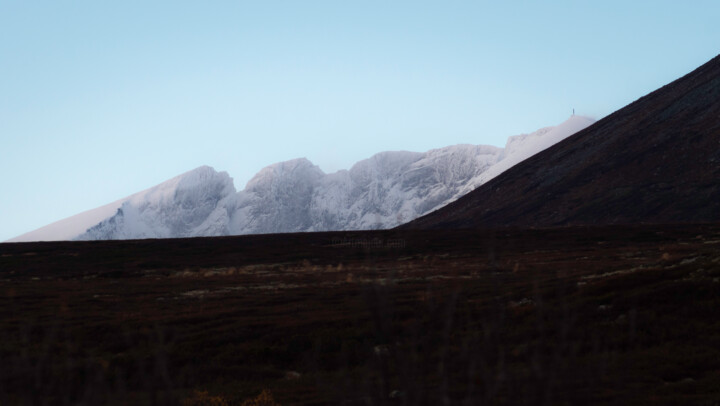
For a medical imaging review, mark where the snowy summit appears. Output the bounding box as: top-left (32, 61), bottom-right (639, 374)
top-left (8, 116), bottom-right (594, 242)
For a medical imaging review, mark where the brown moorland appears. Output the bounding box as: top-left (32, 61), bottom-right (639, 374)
top-left (2, 224), bottom-right (720, 405)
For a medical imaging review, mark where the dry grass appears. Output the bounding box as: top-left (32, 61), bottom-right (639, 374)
top-left (1, 225), bottom-right (720, 404)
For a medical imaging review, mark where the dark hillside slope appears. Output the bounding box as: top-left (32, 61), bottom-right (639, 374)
top-left (404, 54), bottom-right (720, 229)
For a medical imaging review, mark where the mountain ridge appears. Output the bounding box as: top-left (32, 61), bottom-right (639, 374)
top-left (403, 54), bottom-right (720, 229)
top-left (8, 116), bottom-right (593, 242)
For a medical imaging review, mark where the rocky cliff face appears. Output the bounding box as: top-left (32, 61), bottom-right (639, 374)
top-left (11, 116), bottom-right (593, 241)
top-left (79, 166), bottom-right (236, 240)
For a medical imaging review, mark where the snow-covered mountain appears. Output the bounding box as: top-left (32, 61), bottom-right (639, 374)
top-left (8, 116), bottom-right (594, 241)
top-left (80, 166), bottom-right (236, 240)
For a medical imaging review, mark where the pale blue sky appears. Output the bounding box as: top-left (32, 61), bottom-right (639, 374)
top-left (1, 1), bottom-right (719, 241)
